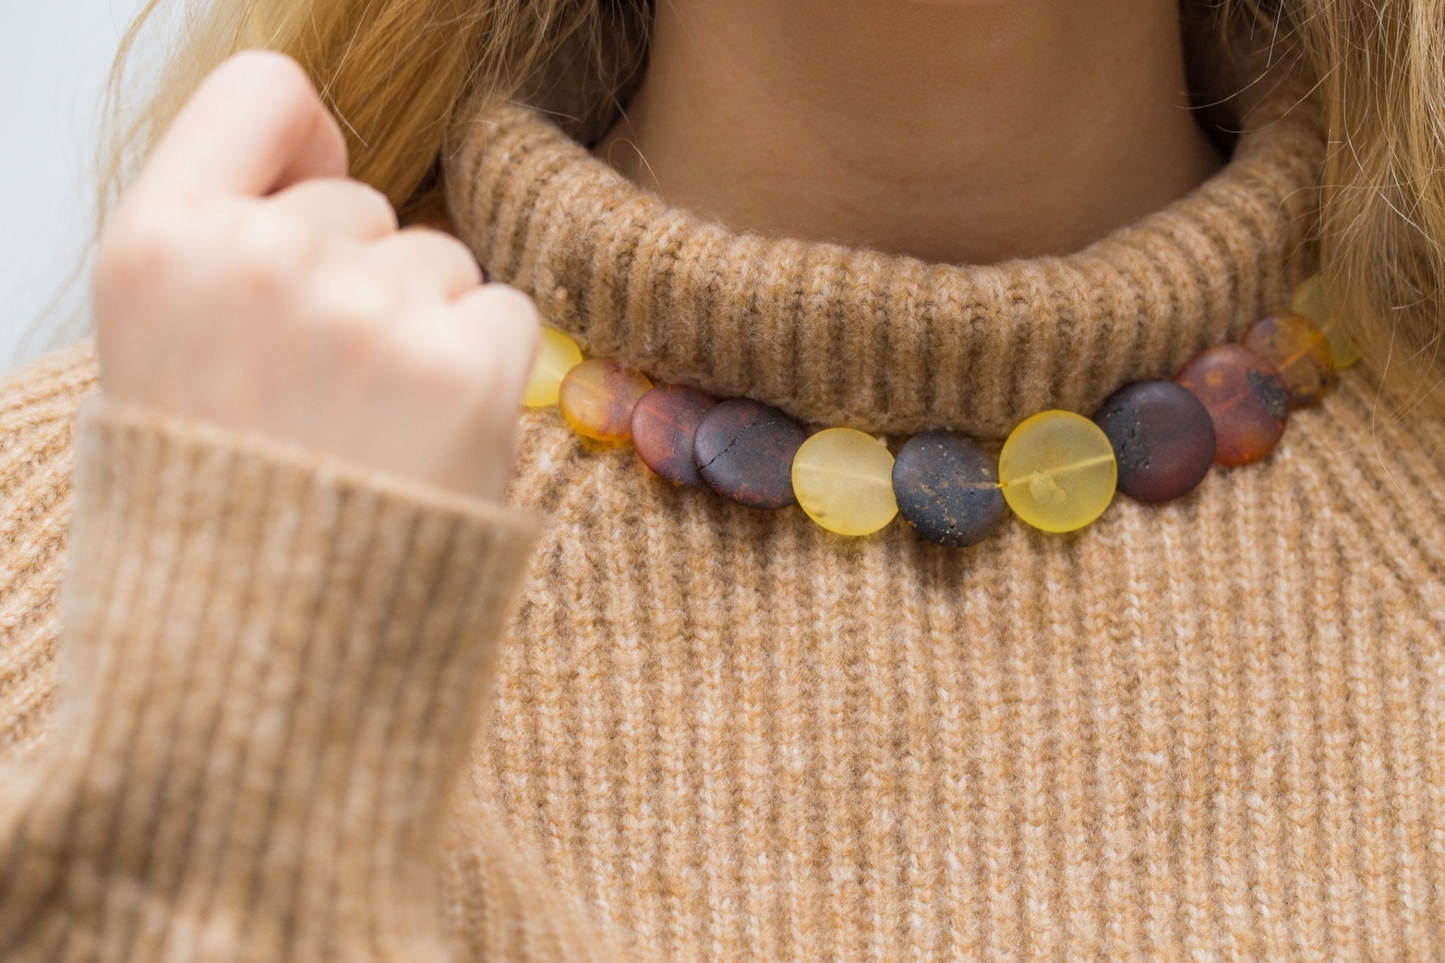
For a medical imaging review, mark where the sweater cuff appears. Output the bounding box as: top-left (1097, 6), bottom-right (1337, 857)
top-left (0, 400), bottom-right (543, 963)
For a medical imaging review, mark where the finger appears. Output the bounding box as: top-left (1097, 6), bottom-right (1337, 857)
top-left (366, 228), bottom-right (484, 300)
top-left (132, 50), bottom-right (347, 202)
top-left (451, 283), bottom-right (542, 403)
top-left (269, 179), bottom-right (399, 240)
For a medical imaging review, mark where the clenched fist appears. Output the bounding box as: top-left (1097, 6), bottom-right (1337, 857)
top-left (94, 50), bottom-right (539, 502)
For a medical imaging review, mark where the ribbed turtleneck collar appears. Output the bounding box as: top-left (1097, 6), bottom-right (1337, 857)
top-left (443, 85), bottom-right (1324, 438)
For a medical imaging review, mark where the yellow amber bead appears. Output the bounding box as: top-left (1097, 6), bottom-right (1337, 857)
top-left (791, 427), bottom-right (899, 536)
top-left (522, 327), bottom-right (584, 408)
top-left (998, 410), bottom-right (1117, 534)
top-left (1292, 274), bottom-right (1360, 370)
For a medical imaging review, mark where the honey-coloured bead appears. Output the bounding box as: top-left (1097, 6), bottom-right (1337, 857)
top-left (1292, 274), bottom-right (1360, 369)
top-left (998, 410), bottom-right (1117, 534)
top-left (1095, 380), bottom-right (1216, 504)
top-left (630, 385), bottom-right (717, 488)
top-left (1243, 311), bottom-right (1333, 407)
top-left (1177, 344), bottom-right (1288, 467)
top-left (523, 327), bottom-right (584, 408)
top-left (558, 358), bottom-right (653, 442)
top-left (694, 398), bottom-right (807, 509)
top-left (892, 430), bottom-right (1007, 547)
top-left (791, 428), bottom-right (899, 536)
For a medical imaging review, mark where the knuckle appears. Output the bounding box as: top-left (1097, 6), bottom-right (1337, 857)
top-left (231, 209), bottom-right (323, 292)
top-left (400, 224), bottom-right (461, 251)
top-left (449, 284), bottom-right (543, 390)
top-left (269, 178), bottom-right (398, 236)
top-left (303, 266), bottom-right (396, 331)
top-left (405, 322), bottom-right (501, 403)
top-left (389, 227), bottom-right (480, 277)
top-left (352, 181), bottom-right (399, 225)
top-left (94, 205), bottom-right (190, 298)
top-left (447, 236), bottom-right (485, 273)
top-left (485, 285), bottom-right (543, 363)
top-left (481, 283), bottom-right (543, 334)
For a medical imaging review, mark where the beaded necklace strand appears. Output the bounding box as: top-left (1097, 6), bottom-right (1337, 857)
top-left (519, 274), bottom-right (1355, 547)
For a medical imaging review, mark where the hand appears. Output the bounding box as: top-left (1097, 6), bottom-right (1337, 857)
top-left (93, 50), bottom-right (540, 502)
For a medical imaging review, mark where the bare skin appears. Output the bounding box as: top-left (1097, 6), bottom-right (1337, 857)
top-left (596, 0), bottom-right (1224, 264)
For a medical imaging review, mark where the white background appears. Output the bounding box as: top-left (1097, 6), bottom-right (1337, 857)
top-left (0, 0), bottom-right (150, 373)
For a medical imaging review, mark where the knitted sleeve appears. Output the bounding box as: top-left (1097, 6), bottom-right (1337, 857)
top-left (0, 342), bottom-right (100, 761)
top-left (0, 396), bottom-right (543, 963)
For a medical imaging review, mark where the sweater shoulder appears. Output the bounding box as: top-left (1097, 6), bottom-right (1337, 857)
top-left (1274, 368), bottom-right (1445, 628)
top-left (0, 340), bottom-right (98, 761)
top-left (1286, 368), bottom-right (1445, 558)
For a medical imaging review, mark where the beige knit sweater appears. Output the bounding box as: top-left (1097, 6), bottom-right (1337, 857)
top-left (1, 66), bottom-right (1443, 963)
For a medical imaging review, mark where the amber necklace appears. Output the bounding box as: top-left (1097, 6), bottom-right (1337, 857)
top-left (519, 274), bottom-right (1354, 548)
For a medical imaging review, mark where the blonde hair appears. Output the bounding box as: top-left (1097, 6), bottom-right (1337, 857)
top-left (100, 0), bottom-right (647, 219)
top-left (102, 0), bottom-right (1445, 417)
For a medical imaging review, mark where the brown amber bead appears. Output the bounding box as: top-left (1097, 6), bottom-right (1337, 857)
top-left (693, 398), bottom-right (807, 509)
top-left (1177, 345), bottom-right (1289, 467)
top-left (1242, 310), bottom-right (1333, 408)
top-left (892, 431), bottom-right (1007, 547)
top-left (1095, 380), bottom-right (1216, 503)
top-left (559, 358), bottom-right (653, 442)
top-left (630, 384), bottom-right (718, 488)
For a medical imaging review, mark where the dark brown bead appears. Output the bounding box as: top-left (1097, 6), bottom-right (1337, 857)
top-left (891, 431), bottom-right (1007, 547)
top-left (693, 398), bottom-right (807, 510)
top-left (1242, 310), bottom-right (1333, 407)
top-left (1095, 380), bottom-right (1216, 503)
top-left (631, 385), bottom-right (718, 488)
top-left (1177, 344), bottom-right (1289, 467)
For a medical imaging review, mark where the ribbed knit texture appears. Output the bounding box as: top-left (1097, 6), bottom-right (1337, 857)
top-left (467, 370), bottom-right (1445, 963)
top-left (0, 82), bottom-right (1443, 963)
top-left (447, 86), bottom-right (1323, 438)
top-left (0, 377), bottom-right (542, 962)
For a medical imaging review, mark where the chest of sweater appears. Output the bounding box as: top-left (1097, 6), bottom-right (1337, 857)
top-left (462, 383), bottom-right (1445, 963)
top-left (3, 347), bottom-right (1444, 962)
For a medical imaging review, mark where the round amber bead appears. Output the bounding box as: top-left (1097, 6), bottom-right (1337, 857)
top-left (791, 427), bottom-right (899, 536)
top-left (558, 358), bottom-right (653, 442)
top-left (1176, 344), bottom-right (1288, 467)
top-left (694, 399), bottom-right (807, 509)
top-left (630, 384), bottom-right (717, 488)
top-left (1243, 311), bottom-right (1333, 408)
top-left (1096, 380), bottom-right (1216, 504)
top-left (892, 430), bottom-right (1007, 547)
top-left (1292, 274), bottom-right (1360, 369)
top-left (523, 327), bottom-right (585, 408)
top-left (998, 410), bottom-right (1117, 534)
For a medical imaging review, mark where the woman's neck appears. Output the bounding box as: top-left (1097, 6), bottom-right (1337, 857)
top-left (595, 0), bottom-right (1224, 265)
